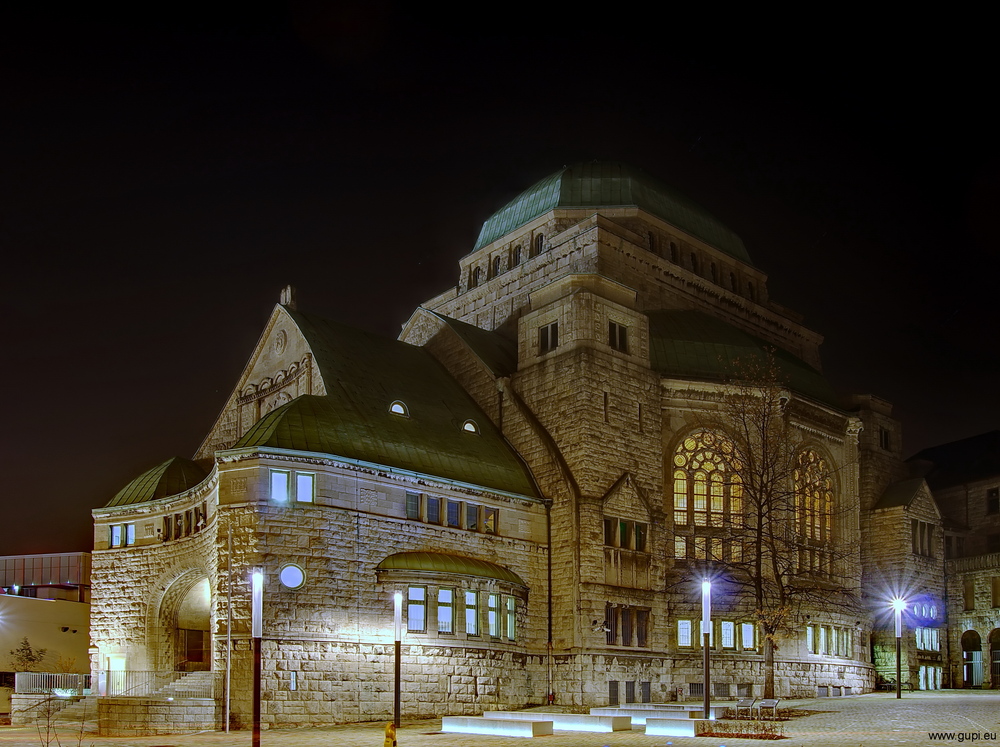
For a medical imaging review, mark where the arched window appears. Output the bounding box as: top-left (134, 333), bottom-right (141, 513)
top-left (512, 245), bottom-right (522, 266)
top-left (794, 449), bottom-right (834, 575)
top-left (389, 400), bottom-right (409, 417)
top-left (493, 256), bottom-right (502, 277)
top-left (672, 431), bottom-right (743, 529)
top-left (534, 234), bottom-right (545, 256)
top-left (471, 266), bottom-right (482, 288)
top-left (462, 419), bottom-right (479, 434)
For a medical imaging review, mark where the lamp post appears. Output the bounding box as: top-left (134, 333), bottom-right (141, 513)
top-left (251, 570), bottom-right (263, 747)
top-left (702, 579), bottom-right (712, 719)
top-left (393, 591), bottom-right (403, 728)
top-left (891, 597), bottom-right (905, 699)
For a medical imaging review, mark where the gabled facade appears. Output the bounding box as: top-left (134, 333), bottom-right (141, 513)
top-left (87, 161), bottom-right (994, 733)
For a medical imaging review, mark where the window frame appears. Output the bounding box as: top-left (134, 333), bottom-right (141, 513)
top-left (407, 586), bottom-right (427, 633)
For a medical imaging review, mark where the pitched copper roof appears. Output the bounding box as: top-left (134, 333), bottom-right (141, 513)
top-left (234, 311), bottom-right (537, 498)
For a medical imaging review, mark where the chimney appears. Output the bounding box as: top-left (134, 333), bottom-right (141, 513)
top-left (279, 284), bottom-right (298, 310)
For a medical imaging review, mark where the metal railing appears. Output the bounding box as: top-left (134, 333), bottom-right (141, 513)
top-left (14, 672), bottom-right (90, 695)
top-left (15, 670), bottom-right (214, 699)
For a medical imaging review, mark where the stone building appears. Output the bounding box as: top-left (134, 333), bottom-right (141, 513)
top-left (87, 161), bottom-right (990, 731)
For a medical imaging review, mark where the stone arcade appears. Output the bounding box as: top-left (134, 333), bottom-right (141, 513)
top-left (87, 162), bottom-right (999, 732)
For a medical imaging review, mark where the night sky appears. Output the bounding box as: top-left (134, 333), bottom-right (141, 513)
top-left (2, 6), bottom-right (996, 555)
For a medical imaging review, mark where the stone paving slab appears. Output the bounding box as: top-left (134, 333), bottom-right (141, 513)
top-left (1, 691), bottom-right (998, 747)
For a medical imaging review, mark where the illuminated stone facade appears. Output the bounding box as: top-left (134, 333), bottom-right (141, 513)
top-left (89, 162), bottom-right (996, 733)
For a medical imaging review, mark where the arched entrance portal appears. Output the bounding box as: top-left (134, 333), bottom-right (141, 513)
top-left (988, 629), bottom-right (1000, 689)
top-left (962, 630), bottom-right (983, 688)
top-left (176, 578), bottom-right (211, 671)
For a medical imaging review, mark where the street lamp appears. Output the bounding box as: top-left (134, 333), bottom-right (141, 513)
top-left (891, 597), bottom-right (906, 699)
top-left (251, 570), bottom-right (263, 747)
top-left (702, 579), bottom-right (712, 719)
top-left (393, 591), bottom-right (403, 728)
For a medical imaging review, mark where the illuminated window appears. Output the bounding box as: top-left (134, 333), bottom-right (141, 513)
top-left (539, 321), bottom-right (558, 354)
top-left (741, 623), bottom-right (755, 650)
top-left (270, 470), bottom-right (290, 502)
top-left (407, 586), bottom-right (426, 633)
top-left (608, 321), bottom-right (628, 353)
top-left (389, 400), bottom-right (409, 417)
top-left (438, 588), bottom-right (454, 634)
top-left (678, 619), bottom-right (692, 647)
top-left (462, 419), bottom-right (479, 434)
top-left (296, 473), bottom-right (314, 503)
top-left (506, 596), bottom-right (517, 640)
top-left (721, 621), bottom-right (735, 648)
top-left (672, 431), bottom-right (743, 530)
top-left (270, 469), bottom-right (315, 503)
top-left (465, 590), bottom-right (479, 635)
top-left (110, 525), bottom-right (122, 548)
top-left (794, 449), bottom-right (834, 576)
top-left (125, 523), bottom-right (135, 546)
top-left (488, 593), bottom-right (501, 637)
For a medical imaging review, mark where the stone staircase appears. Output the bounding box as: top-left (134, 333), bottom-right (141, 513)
top-left (51, 695), bottom-right (99, 733)
top-left (157, 670), bottom-right (215, 699)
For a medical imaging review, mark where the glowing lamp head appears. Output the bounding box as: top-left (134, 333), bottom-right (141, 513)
top-left (891, 597), bottom-right (906, 613)
top-left (702, 579), bottom-right (712, 593)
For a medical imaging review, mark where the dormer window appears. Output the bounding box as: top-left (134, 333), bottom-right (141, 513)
top-left (390, 401), bottom-right (409, 417)
top-left (462, 419), bottom-right (480, 434)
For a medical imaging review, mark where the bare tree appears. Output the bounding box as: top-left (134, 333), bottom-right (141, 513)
top-left (671, 351), bottom-right (861, 698)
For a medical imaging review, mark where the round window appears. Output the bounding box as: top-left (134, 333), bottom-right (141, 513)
top-left (279, 564), bottom-right (305, 589)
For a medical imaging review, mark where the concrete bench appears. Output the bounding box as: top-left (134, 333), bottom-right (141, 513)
top-left (441, 716), bottom-right (553, 737)
top-left (591, 705), bottom-right (727, 723)
top-left (645, 718), bottom-right (715, 737)
top-left (485, 711), bottom-right (631, 732)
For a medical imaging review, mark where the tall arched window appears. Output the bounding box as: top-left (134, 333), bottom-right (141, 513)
top-left (794, 449), bottom-right (834, 575)
top-left (672, 431), bottom-right (743, 528)
top-left (534, 233), bottom-right (544, 256)
top-left (512, 245), bottom-right (522, 266)
top-left (471, 266), bottom-right (482, 288)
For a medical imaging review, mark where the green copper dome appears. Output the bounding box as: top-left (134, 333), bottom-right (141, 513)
top-left (106, 457), bottom-right (208, 507)
top-left (473, 161), bottom-right (751, 264)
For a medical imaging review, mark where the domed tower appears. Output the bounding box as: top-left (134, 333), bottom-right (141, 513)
top-left (403, 161), bottom-right (868, 704)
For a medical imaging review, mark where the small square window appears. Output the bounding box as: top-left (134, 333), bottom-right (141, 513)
top-left (296, 473), bottom-right (315, 503)
top-left (270, 470), bottom-right (290, 502)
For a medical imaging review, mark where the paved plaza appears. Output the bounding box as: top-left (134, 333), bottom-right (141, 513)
top-left (2, 691), bottom-right (998, 747)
